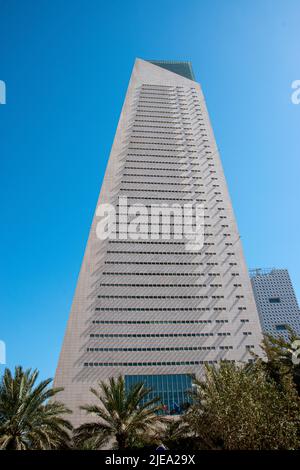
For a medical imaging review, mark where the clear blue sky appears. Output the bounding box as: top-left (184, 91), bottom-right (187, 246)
top-left (1, 0), bottom-right (299, 380)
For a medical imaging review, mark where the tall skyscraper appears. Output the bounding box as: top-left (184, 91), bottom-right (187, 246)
top-left (250, 268), bottom-right (300, 340)
top-left (54, 59), bottom-right (262, 426)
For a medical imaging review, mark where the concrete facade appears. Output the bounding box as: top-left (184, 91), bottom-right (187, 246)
top-left (250, 268), bottom-right (300, 340)
top-left (54, 59), bottom-right (263, 426)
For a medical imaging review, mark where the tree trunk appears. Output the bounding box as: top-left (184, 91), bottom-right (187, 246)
top-left (116, 432), bottom-right (127, 449)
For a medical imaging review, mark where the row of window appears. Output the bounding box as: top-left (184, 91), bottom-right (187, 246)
top-left (99, 283), bottom-right (208, 288)
top-left (106, 251), bottom-right (232, 256)
top-left (135, 104), bottom-right (182, 109)
top-left (102, 272), bottom-right (228, 276)
top-left (141, 84), bottom-right (191, 88)
top-left (118, 196), bottom-right (222, 203)
top-left (123, 173), bottom-right (206, 178)
top-left (129, 137), bottom-right (192, 142)
top-left (133, 115), bottom-right (181, 120)
top-left (136, 112), bottom-right (203, 121)
top-left (121, 196), bottom-right (195, 201)
top-left (134, 119), bottom-right (182, 124)
top-left (92, 319), bottom-right (213, 324)
top-left (132, 128), bottom-right (198, 134)
top-left (122, 173), bottom-right (198, 179)
top-left (141, 97), bottom-right (198, 103)
top-left (87, 346), bottom-right (232, 352)
top-left (95, 307), bottom-right (209, 312)
top-left (108, 240), bottom-right (224, 245)
top-left (107, 240), bottom-right (183, 245)
top-left (138, 94), bottom-right (179, 98)
top-left (97, 295), bottom-right (209, 299)
top-left (111, 226), bottom-right (218, 231)
top-left (90, 333), bottom-right (231, 338)
top-left (139, 89), bottom-right (197, 95)
top-left (132, 125), bottom-right (192, 130)
top-left (138, 94), bottom-right (197, 100)
top-left (134, 114), bottom-right (203, 121)
top-left (126, 160), bottom-right (189, 166)
top-left (126, 158), bottom-right (214, 167)
top-left (133, 121), bottom-right (197, 127)
top-left (135, 110), bottom-right (188, 116)
top-left (140, 93), bottom-right (198, 99)
top-left (91, 319), bottom-right (231, 325)
top-left (132, 130), bottom-right (195, 139)
top-left (139, 92), bottom-right (177, 96)
top-left (94, 307), bottom-right (230, 312)
top-left (136, 109), bottom-right (204, 115)
top-left (84, 360), bottom-right (220, 367)
top-left (104, 261), bottom-right (218, 265)
top-left (130, 128), bottom-right (197, 135)
top-left (119, 187), bottom-right (191, 193)
top-left (123, 168), bottom-right (204, 174)
top-left (114, 216), bottom-right (215, 222)
top-left (126, 150), bottom-right (207, 157)
top-left (137, 105), bottom-right (181, 110)
top-left (128, 141), bottom-right (196, 147)
top-left (129, 134), bottom-right (198, 141)
top-left (130, 131), bottom-right (195, 138)
top-left (138, 100), bottom-right (181, 105)
top-left (126, 152), bottom-right (201, 159)
top-left (120, 184), bottom-right (211, 192)
top-left (131, 129), bottom-right (190, 135)
top-left (100, 287), bottom-right (228, 293)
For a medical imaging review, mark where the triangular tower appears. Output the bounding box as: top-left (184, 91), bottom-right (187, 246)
top-left (54, 59), bottom-right (262, 426)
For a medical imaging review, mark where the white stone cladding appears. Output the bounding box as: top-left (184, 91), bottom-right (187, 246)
top-left (54, 59), bottom-right (263, 427)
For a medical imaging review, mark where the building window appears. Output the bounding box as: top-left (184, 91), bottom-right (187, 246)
top-left (125, 374), bottom-right (193, 415)
top-left (275, 324), bottom-right (286, 331)
top-left (269, 297), bottom-right (281, 303)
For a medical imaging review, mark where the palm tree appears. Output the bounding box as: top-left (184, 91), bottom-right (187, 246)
top-left (0, 366), bottom-right (72, 450)
top-left (74, 375), bottom-right (164, 449)
top-left (155, 418), bottom-right (192, 450)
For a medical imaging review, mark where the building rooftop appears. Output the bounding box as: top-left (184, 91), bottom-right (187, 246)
top-left (148, 60), bottom-right (195, 81)
top-left (249, 268), bottom-right (279, 277)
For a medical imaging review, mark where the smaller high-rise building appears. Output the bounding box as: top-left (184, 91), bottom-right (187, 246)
top-left (250, 268), bottom-right (300, 340)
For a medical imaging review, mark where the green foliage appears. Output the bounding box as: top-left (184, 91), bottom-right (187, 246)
top-left (3, 330), bottom-right (300, 450)
top-left (0, 366), bottom-right (72, 450)
top-left (185, 360), bottom-right (300, 450)
top-left (73, 375), bottom-right (165, 449)
top-left (257, 329), bottom-right (300, 394)
top-left (155, 418), bottom-right (200, 451)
